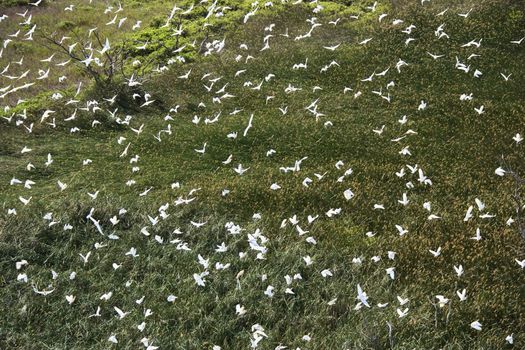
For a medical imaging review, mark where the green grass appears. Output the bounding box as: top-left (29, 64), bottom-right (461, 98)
top-left (1, 0), bottom-right (525, 349)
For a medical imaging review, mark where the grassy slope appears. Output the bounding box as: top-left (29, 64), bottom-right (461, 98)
top-left (0, 0), bottom-right (230, 105)
top-left (1, 0), bottom-right (525, 349)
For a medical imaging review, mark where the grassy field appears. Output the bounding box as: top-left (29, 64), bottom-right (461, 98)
top-left (1, 0), bottom-right (525, 349)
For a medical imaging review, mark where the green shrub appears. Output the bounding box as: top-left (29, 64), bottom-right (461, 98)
top-left (57, 20), bottom-right (76, 30)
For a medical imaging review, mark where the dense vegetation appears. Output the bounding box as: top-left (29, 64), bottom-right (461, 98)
top-left (1, 0), bottom-right (524, 349)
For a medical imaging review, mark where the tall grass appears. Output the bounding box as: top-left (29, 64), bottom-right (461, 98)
top-left (1, 0), bottom-right (525, 349)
